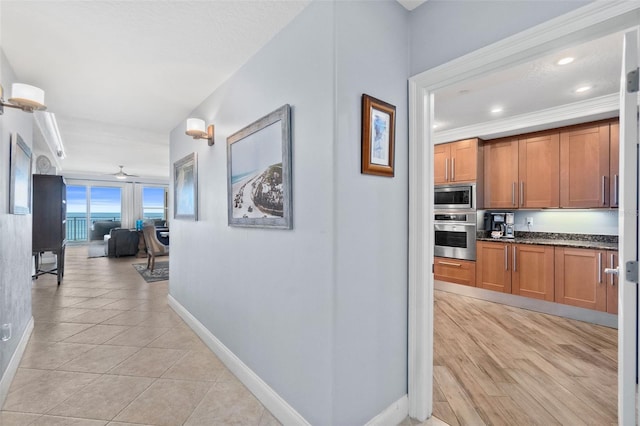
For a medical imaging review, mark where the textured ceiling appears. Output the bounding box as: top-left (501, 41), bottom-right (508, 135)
top-left (0, 0), bottom-right (309, 179)
top-left (434, 31), bottom-right (623, 134)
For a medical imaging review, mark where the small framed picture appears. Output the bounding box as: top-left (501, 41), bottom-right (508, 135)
top-left (173, 152), bottom-right (198, 221)
top-left (361, 94), bottom-right (396, 177)
top-left (9, 133), bottom-right (33, 214)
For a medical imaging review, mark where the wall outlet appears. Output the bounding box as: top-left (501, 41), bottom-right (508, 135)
top-left (526, 217), bottom-right (533, 226)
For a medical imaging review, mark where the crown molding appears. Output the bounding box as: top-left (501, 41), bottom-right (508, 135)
top-left (434, 93), bottom-right (619, 144)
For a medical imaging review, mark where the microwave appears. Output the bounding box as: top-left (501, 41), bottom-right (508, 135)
top-left (434, 183), bottom-right (475, 210)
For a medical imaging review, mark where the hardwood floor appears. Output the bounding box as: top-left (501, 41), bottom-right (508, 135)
top-left (433, 290), bottom-right (617, 426)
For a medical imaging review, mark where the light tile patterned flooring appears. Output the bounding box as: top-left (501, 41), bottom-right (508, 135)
top-left (1, 246), bottom-right (280, 426)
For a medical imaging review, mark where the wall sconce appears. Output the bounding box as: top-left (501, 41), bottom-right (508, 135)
top-left (0, 83), bottom-right (47, 115)
top-left (185, 118), bottom-right (214, 146)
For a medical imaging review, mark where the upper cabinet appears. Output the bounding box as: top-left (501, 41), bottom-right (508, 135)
top-left (484, 137), bottom-right (519, 208)
top-left (519, 132), bottom-right (560, 208)
top-left (434, 138), bottom-right (481, 184)
top-left (610, 122), bottom-right (619, 208)
top-left (482, 119), bottom-right (617, 209)
top-left (484, 132), bottom-right (560, 209)
top-left (560, 122), bottom-right (610, 208)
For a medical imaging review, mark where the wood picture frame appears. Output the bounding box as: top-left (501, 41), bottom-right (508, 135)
top-left (9, 133), bottom-right (33, 214)
top-left (173, 152), bottom-right (198, 221)
top-left (361, 94), bottom-right (396, 177)
top-left (227, 104), bottom-right (292, 229)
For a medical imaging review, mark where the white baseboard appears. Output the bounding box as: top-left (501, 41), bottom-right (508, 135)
top-left (365, 394), bottom-right (409, 426)
top-left (0, 317), bottom-right (34, 408)
top-left (168, 295), bottom-right (310, 426)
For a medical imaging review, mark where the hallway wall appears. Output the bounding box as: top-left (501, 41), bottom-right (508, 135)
top-left (169, 3), bottom-right (336, 424)
top-left (169, 1), bottom-right (410, 424)
top-left (0, 49), bottom-right (34, 400)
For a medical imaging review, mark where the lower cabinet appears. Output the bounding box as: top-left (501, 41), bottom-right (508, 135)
top-left (477, 241), bottom-right (554, 300)
top-left (512, 244), bottom-right (555, 301)
top-left (444, 243), bottom-right (618, 314)
top-left (434, 257), bottom-right (476, 287)
top-left (476, 241), bottom-right (512, 293)
top-left (554, 247), bottom-right (618, 313)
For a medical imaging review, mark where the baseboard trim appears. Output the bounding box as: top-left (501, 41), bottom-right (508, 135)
top-left (0, 317), bottom-right (34, 408)
top-left (365, 394), bottom-right (409, 426)
top-left (168, 295), bottom-right (310, 426)
top-left (435, 280), bottom-right (618, 328)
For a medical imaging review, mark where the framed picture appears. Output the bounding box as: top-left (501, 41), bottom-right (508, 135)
top-left (361, 94), bottom-right (396, 177)
top-left (9, 133), bottom-right (33, 214)
top-left (227, 104), bottom-right (292, 229)
top-left (173, 152), bottom-right (198, 221)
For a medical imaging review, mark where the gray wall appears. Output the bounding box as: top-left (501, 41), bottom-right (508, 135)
top-left (333, 1), bottom-right (408, 424)
top-left (409, 0), bottom-right (592, 76)
top-left (169, 2), bottom-right (336, 424)
top-left (169, 1), bottom-right (411, 424)
top-left (0, 49), bottom-right (34, 389)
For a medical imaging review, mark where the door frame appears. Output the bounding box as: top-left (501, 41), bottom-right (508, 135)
top-left (407, 2), bottom-right (640, 421)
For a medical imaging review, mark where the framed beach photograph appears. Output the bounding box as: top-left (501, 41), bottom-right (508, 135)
top-left (173, 152), bottom-right (198, 221)
top-left (361, 94), bottom-right (396, 177)
top-left (227, 104), bottom-right (292, 229)
top-left (9, 133), bottom-right (33, 214)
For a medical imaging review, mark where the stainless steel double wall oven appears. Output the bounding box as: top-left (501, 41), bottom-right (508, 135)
top-left (434, 183), bottom-right (477, 261)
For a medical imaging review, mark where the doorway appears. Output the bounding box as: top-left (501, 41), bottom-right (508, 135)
top-left (407, 3), bottom-right (640, 423)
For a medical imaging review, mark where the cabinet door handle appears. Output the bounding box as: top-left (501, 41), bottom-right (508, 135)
top-left (512, 182), bottom-right (516, 206)
top-left (438, 261), bottom-right (461, 267)
top-left (445, 158), bottom-right (449, 181)
top-left (614, 175), bottom-right (619, 206)
top-left (520, 181), bottom-right (524, 207)
top-left (601, 176), bottom-right (606, 206)
top-left (597, 252), bottom-right (602, 283)
top-left (513, 246), bottom-right (517, 272)
top-left (452, 158), bottom-right (455, 181)
top-left (504, 246), bottom-right (508, 271)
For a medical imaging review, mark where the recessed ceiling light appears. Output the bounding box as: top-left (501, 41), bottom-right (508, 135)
top-left (432, 123), bottom-right (439, 129)
top-left (490, 107), bottom-right (503, 114)
top-left (575, 85), bottom-right (592, 93)
top-left (557, 57), bottom-right (574, 65)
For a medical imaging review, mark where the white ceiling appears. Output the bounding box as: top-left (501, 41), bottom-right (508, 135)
top-left (1, 0), bottom-right (310, 180)
top-left (434, 31), bottom-right (624, 137)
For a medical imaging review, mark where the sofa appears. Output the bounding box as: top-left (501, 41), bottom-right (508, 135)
top-left (107, 228), bottom-right (139, 257)
top-left (91, 220), bottom-right (121, 241)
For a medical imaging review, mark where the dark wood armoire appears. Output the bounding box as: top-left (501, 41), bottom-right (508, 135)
top-left (32, 174), bottom-right (66, 284)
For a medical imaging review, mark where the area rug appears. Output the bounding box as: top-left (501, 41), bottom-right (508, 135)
top-left (133, 261), bottom-right (169, 282)
top-left (87, 242), bottom-right (107, 258)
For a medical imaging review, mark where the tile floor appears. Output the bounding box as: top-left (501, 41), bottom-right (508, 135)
top-left (0, 246), bottom-right (280, 426)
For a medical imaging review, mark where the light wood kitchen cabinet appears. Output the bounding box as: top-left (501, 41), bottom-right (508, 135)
top-left (560, 123), bottom-right (610, 208)
top-left (610, 122), bottom-right (619, 208)
top-left (476, 241), bottom-right (512, 293)
top-left (483, 137), bottom-right (519, 208)
top-left (511, 244), bottom-right (555, 301)
top-left (606, 250), bottom-right (618, 314)
top-left (434, 257), bottom-right (476, 287)
top-left (478, 241), bottom-right (555, 300)
top-left (519, 132), bottom-right (560, 208)
top-left (554, 247), bottom-right (607, 312)
top-left (434, 138), bottom-right (480, 184)
top-left (484, 131), bottom-right (559, 209)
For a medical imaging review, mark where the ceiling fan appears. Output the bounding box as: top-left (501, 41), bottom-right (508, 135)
top-left (110, 165), bottom-right (138, 180)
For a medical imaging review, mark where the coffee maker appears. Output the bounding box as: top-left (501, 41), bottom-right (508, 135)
top-left (486, 212), bottom-right (515, 238)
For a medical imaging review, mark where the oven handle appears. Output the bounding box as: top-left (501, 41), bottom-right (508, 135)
top-left (434, 223), bottom-right (477, 229)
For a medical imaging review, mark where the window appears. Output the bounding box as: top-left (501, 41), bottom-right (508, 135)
top-left (143, 187), bottom-right (166, 220)
top-left (66, 185), bottom-right (88, 241)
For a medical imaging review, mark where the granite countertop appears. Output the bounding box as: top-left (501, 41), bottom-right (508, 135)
top-left (477, 231), bottom-right (618, 251)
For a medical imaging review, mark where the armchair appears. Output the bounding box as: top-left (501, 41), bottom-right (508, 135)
top-left (142, 225), bottom-right (169, 272)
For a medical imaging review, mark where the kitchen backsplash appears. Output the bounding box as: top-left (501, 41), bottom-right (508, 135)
top-left (477, 210), bottom-right (618, 235)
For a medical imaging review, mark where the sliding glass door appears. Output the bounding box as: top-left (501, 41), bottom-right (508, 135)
top-left (65, 184), bottom-right (123, 242)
